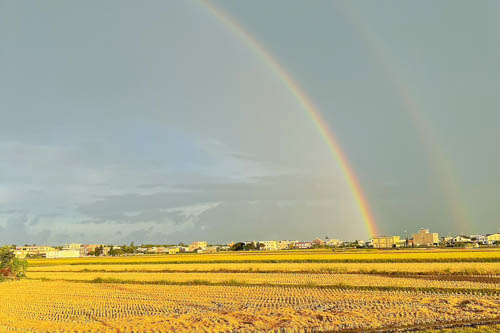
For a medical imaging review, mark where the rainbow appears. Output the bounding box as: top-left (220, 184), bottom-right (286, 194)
top-left (338, 3), bottom-right (469, 232)
top-left (200, 0), bottom-right (379, 237)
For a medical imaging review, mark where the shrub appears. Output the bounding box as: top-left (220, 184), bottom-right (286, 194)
top-left (0, 246), bottom-right (27, 279)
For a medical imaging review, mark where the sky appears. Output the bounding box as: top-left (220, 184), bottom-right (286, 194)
top-left (0, 0), bottom-right (499, 245)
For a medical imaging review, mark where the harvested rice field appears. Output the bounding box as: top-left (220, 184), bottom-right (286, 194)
top-left (28, 261), bottom-right (500, 275)
top-left (2, 249), bottom-right (499, 332)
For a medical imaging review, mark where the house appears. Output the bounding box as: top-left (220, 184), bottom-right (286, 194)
top-left (372, 236), bottom-right (402, 248)
top-left (486, 233), bottom-right (500, 245)
top-left (412, 229), bottom-right (439, 247)
top-left (441, 237), bottom-right (453, 246)
top-left (470, 235), bottom-right (487, 245)
top-left (453, 235), bottom-right (473, 244)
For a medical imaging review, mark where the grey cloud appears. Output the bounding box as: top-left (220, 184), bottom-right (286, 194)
top-left (78, 209), bottom-right (189, 225)
top-left (163, 200), bottom-right (358, 243)
top-left (77, 174), bottom-right (343, 222)
top-left (29, 213), bottom-right (63, 226)
top-left (136, 183), bottom-right (167, 189)
top-left (0, 215), bottom-right (51, 245)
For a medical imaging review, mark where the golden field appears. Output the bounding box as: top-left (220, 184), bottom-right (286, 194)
top-left (2, 249), bottom-right (500, 332)
top-left (1, 280), bottom-right (499, 332)
top-left (26, 271), bottom-right (500, 291)
top-left (26, 248), bottom-right (500, 266)
top-left (28, 261), bottom-right (500, 275)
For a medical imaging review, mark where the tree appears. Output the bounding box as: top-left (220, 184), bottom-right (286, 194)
top-left (230, 242), bottom-right (245, 251)
top-left (109, 246), bottom-right (123, 256)
top-left (0, 246), bottom-right (27, 279)
top-left (243, 242), bottom-right (256, 251)
top-left (0, 246), bottom-right (14, 268)
top-left (122, 242), bottom-right (137, 254)
top-left (94, 245), bottom-right (104, 256)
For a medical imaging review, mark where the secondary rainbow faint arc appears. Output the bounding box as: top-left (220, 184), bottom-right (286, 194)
top-left (337, 3), bottom-right (470, 232)
top-left (200, 0), bottom-right (379, 237)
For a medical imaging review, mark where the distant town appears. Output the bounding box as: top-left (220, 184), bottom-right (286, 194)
top-left (10, 228), bottom-right (500, 259)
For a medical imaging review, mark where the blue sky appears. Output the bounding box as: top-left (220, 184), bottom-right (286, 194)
top-left (0, 0), bottom-right (499, 244)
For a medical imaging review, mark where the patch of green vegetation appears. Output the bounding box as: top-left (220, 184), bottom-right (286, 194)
top-left (0, 246), bottom-right (27, 280)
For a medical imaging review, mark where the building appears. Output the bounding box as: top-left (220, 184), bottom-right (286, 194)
top-left (82, 244), bottom-right (109, 256)
top-left (412, 229), bottom-right (439, 247)
top-left (168, 247), bottom-right (180, 255)
top-left (14, 245), bottom-right (81, 259)
top-left (136, 247), bottom-right (148, 254)
top-left (63, 243), bottom-right (82, 251)
top-left (486, 233), bottom-right (500, 245)
top-left (82, 244), bottom-right (100, 256)
top-left (146, 247), bottom-right (168, 254)
top-left (441, 236), bottom-right (453, 246)
top-left (325, 239), bottom-right (343, 247)
top-left (205, 246), bottom-right (219, 253)
top-left (189, 241), bottom-right (208, 252)
top-left (259, 240), bottom-right (278, 251)
top-left (277, 240), bottom-right (291, 250)
top-left (293, 242), bottom-right (312, 249)
top-left (312, 238), bottom-right (325, 247)
top-left (453, 235), bottom-right (473, 244)
top-left (45, 250), bottom-right (80, 258)
top-left (354, 240), bottom-right (366, 247)
top-left (63, 244), bottom-right (85, 256)
top-left (470, 235), bottom-right (487, 245)
top-left (372, 236), bottom-right (401, 249)
top-left (14, 246), bottom-right (56, 258)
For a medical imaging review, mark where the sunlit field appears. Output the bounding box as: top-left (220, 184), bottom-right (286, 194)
top-left (29, 261), bottom-right (500, 275)
top-left (26, 248), bottom-right (500, 266)
top-left (0, 249), bottom-right (498, 332)
top-left (26, 271), bottom-right (500, 291)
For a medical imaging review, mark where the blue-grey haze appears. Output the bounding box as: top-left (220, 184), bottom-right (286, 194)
top-left (0, 0), bottom-right (498, 245)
